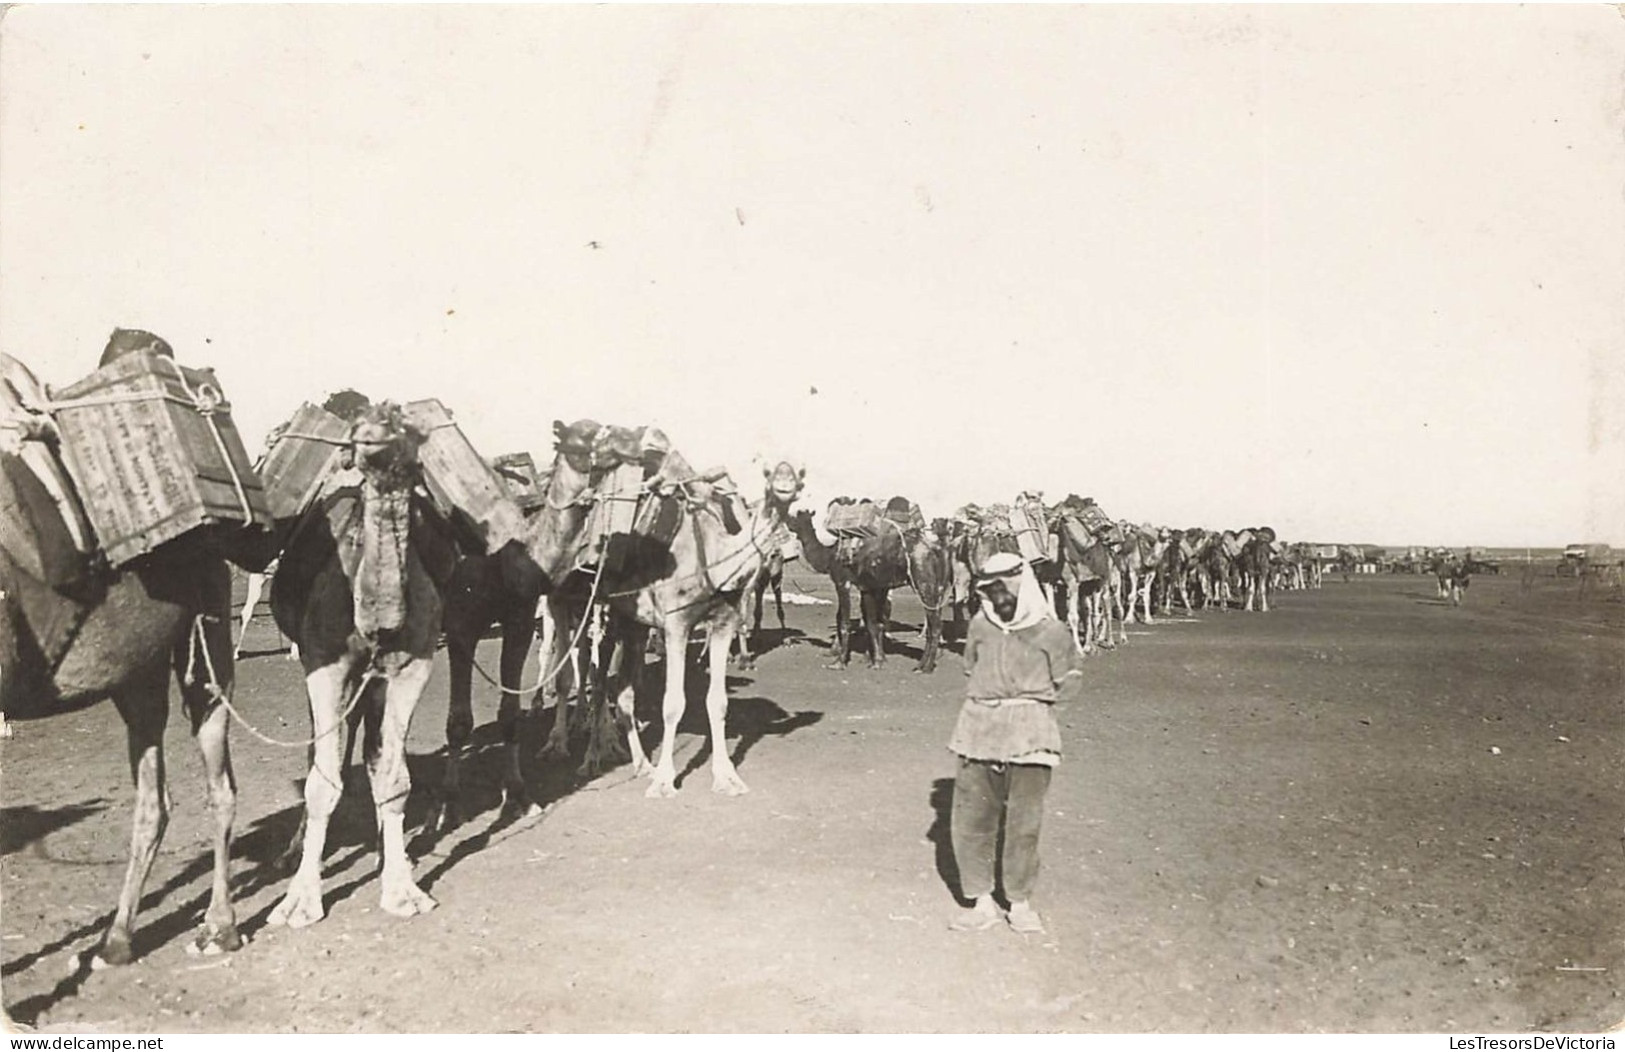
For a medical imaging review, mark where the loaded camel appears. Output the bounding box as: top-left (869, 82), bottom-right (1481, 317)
top-left (785, 497), bottom-right (951, 674)
top-left (591, 459), bottom-right (806, 797)
top-left (0, 332), bottom-right (250, 968)
top-left (268, 401), bottom-right (466, 927)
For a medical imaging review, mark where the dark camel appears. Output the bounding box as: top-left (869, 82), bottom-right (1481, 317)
top-left (785, 500), bottom-right (951, 674)
top-left (436, 419), bottom-right (601, 830)
top-left (0, 335), bottom-right (245, 970)
top-left (268, 402), bottom-right (461, 927)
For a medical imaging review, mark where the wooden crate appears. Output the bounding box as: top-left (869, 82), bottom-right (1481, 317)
top-left (403, 399), bottom-right (526, 555)
top-left (256, 402), bottom-right (351, 523)
top-left (1008, 502), bottom-right (1051, 565)
top-left (488, 451), bottom-right (547, 511)
top-left (826, 500), bottom-right (879, 538)
top-left (49, 351), bottom-right (271, 567)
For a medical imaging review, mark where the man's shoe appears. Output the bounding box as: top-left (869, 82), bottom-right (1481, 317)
top-left (1006, 901), bottom-right (1045, 934)
top-left (948, 898), bottom-right (1001, 932)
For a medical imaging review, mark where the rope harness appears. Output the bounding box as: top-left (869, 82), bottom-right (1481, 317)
top-left (184, 613), bottom-right (381, 749)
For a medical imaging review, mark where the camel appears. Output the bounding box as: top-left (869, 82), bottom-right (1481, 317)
top-left (1051, 506), bottom-right (1127, 654)
top-left (785, 498), bottom-right (951, 674)
top-left (0, 337), bottom-right (245, 968)
top-left (436, 420), bottom-right (603, 830)
top-left (1112, 522), bottom-right (1169, 625)
top-left (591, 461), bottom-right (805, 798)
top-left (1156, 528), bottom-right (1201, 617)
top-left (268, 401), bottom-right (463, 928)
top-left (936, 517), bottom-right (977, 640)
top-left (1236, 527), bottom-right (1276, 612)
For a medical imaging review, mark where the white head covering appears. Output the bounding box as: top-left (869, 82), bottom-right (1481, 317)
top-left (975, 551), bottom-right (1051, 632)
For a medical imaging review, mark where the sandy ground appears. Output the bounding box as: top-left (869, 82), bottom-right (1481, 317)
top-left (3, 568), bottom-right (1622, 1033)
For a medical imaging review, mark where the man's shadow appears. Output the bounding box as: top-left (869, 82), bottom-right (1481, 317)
top-left (927, 777), bottom-right (965, 904)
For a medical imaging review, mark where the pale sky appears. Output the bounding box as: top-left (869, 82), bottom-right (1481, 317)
top-left (3, 5), bottom-right (1622, 547)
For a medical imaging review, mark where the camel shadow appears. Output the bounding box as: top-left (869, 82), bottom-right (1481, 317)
top-left (1, 795), bottom-right (384, 1025)
top-left (674, 695), bottom-right (824, 789)
top-left (0, 799), bottom-right (110, 857)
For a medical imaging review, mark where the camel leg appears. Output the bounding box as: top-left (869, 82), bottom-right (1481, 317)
top-left (645, 620), bottom-right (690, 798)
top-left (825, 581), bottom-right (852, 669)
top-left (705, 610), bottom-right (748, 795)
top-left (98, 664), bottom-right (170, 967)
top-left (176, 621), bottom-right (243, 957)
top-left (581, 628), bottom-right (635, 777)
top-left (497, 618), bottom-right (538, 815)
top-left (773, 575), bottom-right (785, 632)
top-left (234, 572), bottom-right (265, 660)
top-left (861, 589), bottom-right (886, 669)
top-left (537, 598), bottom-right (574, 761)
top-left (437, 635), bottom-right (477, 833)
top-left (1141, 572), bottom-right (1157, 624)
top-left (365, 659), bottom-right (435, 918)
top-left (609, 631), bottom-right (652, 777)
top-left (269, 662), bottom-right (350, 929)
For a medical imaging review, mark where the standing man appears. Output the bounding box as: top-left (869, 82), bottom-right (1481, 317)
top-left (947, 551), bottom-right (1083, 934)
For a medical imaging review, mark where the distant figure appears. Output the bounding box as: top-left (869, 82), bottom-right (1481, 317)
top-left (946, 552), bottom-right (1083, 935)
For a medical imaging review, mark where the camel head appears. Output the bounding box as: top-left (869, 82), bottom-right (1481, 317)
top-left (551, 418), bottom-right (603, 475)
top-left (348, 402), bottom-right (425, 490)
top-left (761, 460), bottom-right (805, 509)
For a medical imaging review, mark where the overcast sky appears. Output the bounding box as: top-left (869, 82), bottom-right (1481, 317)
top-left (3, 5), bottom-right (1621, 547)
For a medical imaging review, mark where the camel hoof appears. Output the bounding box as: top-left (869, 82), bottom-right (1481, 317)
top-left (823, 662), bottom-right (848, 671)
top-left (644, 779), bottom-right (678, 799)
top-left (381, 882), bottom-right (437, 918)
top-left (95, 934), bottom-right (133, 968)
top-left (712, 773), bottom-right (750, 796)
top-left (187, 922), bottom-right (243, 957)
top-left (269, 879), bottom-right (326, 929)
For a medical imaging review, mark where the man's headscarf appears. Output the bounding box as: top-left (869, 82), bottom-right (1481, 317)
top-left (975, 551), bottom-right (1052, 632)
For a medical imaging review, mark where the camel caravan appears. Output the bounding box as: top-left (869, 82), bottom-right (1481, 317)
top-left (1, 328), bottom-right (1334, 972)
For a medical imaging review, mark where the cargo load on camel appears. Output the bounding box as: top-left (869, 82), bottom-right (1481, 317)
top-left (402, 399), bottom-right (527, 556)
top-left (489, 452), bottom-right (548, 512)
top-left (560, 421), bottom-right (741, 578)
top-left (44, 348), bottom-right (271, 569)
top-left (256, 398), bottom-right (526, 558)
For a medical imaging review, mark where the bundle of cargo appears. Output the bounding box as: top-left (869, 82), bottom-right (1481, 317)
top-left (402, 399), bottom-right (527, 556)
top-left (1010, 491), bottom-right (1054, 564)
top-left (256, 402), bottom-right (353, 524)
top-left (881, 496), bottom-right (926, 535)
top-left (579, 460), bottom-right (646, 567)
top-left (47, 349), bottom-right (271, 568)
top-left (825, 498), bottom-right (880, 539)
top-left (489, 452), bottom-right (548, 512)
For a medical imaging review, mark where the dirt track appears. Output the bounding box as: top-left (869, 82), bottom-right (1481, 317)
top-left (3, 570), bottom-right (1623, 1033)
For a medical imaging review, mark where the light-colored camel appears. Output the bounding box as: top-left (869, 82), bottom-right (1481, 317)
top-left (1052, 509), bottom-right (1127, 654)
top-left (1112, 522), bottom-right (1169, 626)
top-left (268, 402), bottom-right (462, 928)
top-left (0, 340), bottom-right (244, 968)
top-left (596, 461), bottom-right (805, 798)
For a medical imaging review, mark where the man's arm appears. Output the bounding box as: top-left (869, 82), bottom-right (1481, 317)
top-left (1038, 622), bottom-right (1084, 701)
